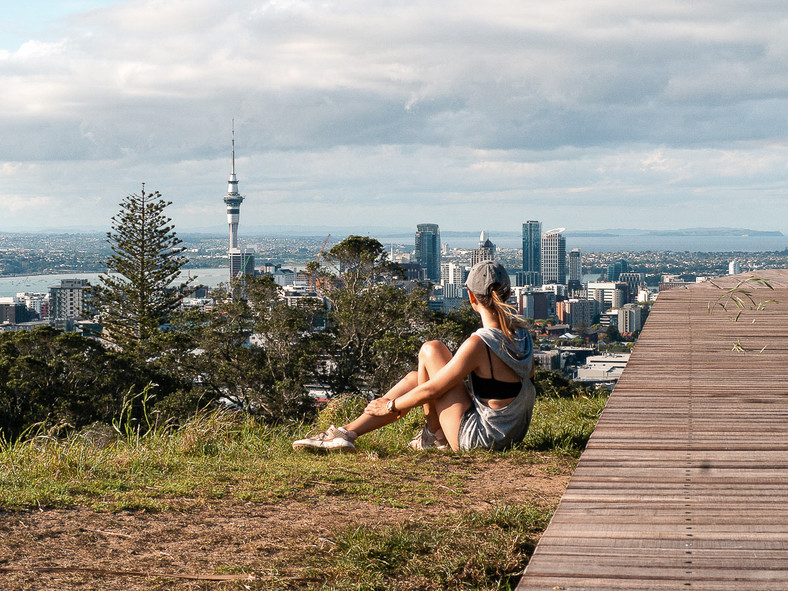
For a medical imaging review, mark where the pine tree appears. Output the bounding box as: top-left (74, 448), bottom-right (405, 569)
top-left (94, 186), bottom-right (192, 350)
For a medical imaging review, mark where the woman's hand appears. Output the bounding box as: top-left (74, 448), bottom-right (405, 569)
top-left (364, 397), bottom-right (390, 416)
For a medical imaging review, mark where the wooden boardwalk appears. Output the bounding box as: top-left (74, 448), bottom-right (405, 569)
top-left (518, 270), bottom-right (788, 590)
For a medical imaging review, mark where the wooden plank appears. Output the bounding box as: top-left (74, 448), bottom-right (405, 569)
top-left (518, 270), bottom-right (788, 590)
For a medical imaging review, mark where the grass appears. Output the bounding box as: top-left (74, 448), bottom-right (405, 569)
top-left (524, 392), bottom-right (607, 453)
top-left (0, 389), bottom-right (608, 589)
top-left (293, 504), bottom-right (552, 591)
top-left (0, 393), bottom-right (604, 510)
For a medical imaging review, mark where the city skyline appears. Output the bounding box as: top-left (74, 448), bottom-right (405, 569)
top-left (3, 2), bottom-right (788, 235)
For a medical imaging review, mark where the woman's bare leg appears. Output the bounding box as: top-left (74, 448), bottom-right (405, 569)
top-left (342, 371), bottom-right (418, 437)
top-left (417, 341), bottom-right (472, 451)
top-left (343, 340), bottom-right (472, 450)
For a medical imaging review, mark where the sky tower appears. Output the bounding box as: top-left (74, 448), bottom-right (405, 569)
top-left (224, 125), bottom-right (245, 279)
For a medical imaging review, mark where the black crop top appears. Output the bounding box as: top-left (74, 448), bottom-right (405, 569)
top-left (470, 345), bottom-right (522, 400)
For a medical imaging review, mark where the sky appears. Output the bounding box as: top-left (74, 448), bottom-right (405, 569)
top-left (1, 0), bottom-right (787, 236)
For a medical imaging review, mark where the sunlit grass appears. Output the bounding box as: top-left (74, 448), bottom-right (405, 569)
top-left (0, 391), bottom-right (606, 511)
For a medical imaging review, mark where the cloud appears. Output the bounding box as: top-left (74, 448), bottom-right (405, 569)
top-left (2, 193), bottom-right (55, 213)
top-left (0, 0), bottom-right (787, 233)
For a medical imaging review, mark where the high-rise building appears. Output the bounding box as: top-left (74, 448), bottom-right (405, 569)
top-left (606, 259), bottom-right (629, 281)
top-left (521, 221), bottom-right (542, 286)
top-left (414, 223), bottom-right (441, 282)
top-left (441, 262), bottom-right (466, 287)
top-left (541, 228), bottom-right (566, 284)
top-left (49, 279), bottom-right (90, 331)
top-left (228, 250), bottom-right (255, 279)
top-left (729, 260), bottom-right (741, 275)
top-left (568, 248), bottom-right (582, 283)
top-left (224, 126), bottom-right (246, 280)
top-left (618, 271), bottom-right (644, 302)
top-left (588, 281), bottom-right (628, 311)
top-left (470, 230), bottom-right (496, 267)
top-left (441, 282), bottom-right (466, 313)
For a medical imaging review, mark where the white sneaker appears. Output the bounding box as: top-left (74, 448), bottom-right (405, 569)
top-left (408, 424), bottom-right (448, 451)
top-left (292, 425), bottom-right (357, 452)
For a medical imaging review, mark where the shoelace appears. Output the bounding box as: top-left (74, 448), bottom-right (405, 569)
top-left (305, 429), bottom-right (333, 440)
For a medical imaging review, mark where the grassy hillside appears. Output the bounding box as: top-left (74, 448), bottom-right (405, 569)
top-left (0, 391), bottom-right (607, 590)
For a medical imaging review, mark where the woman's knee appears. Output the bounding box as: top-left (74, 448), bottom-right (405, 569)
top-left (418, 340), bottom-right (453, 383)
top-left (419, 340), bottom-right (450, 362)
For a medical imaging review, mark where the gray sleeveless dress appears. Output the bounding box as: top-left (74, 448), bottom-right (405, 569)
top-left (457, 327), bottom-right (536, 451)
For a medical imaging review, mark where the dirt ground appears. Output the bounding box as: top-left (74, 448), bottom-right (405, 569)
top-left (0, 460), bottom-right (570, 590)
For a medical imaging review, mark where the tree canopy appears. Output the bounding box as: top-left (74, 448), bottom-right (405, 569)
top-left (159, 275), bottom-right (322, 423)
top-left (0, 327), bottom-right (149, 439)
top-left (308, 236), bottom-right (432, 396)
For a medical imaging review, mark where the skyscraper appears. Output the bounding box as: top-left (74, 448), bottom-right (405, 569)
top-left (224, 127), bottom-right (245, 279)
top-left (522, 221), bottom-right (542, 286)
top-left (568, 248), bottom-right (582, 282)
top-left (542, 228), bottom-right (566, 284)
top-left (568, 247), bottom-right (582, 293)
top-left (414, 223), bottom-right (441, 282)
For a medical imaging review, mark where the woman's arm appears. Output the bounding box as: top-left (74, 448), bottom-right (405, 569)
top-left (364, 336), bottom-right (484, 416)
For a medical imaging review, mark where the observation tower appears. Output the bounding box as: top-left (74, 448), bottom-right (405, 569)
top-left (224, 126), bottom-right (245, 279)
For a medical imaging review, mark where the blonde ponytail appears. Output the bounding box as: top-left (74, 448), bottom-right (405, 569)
top-left (476, 283), bottom-right (519, 342)
top-left (490, 290), bottom-right (519, 342)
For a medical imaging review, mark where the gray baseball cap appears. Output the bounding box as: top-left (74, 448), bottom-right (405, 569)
top-left (465, 260), bottom-right (510, 296)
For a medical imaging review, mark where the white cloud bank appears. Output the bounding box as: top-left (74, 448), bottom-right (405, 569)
top-left (0, 0), bottom-right (787, 234)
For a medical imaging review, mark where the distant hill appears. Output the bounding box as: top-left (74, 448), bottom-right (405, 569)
top-left (388, 227), bottom-right (784, 240)
top-left (562, 228), bottom-right (783, 238)
top-left (642, 228), bottom-right (783, 237)
top-left (1, 226), bottom-right (782, 239)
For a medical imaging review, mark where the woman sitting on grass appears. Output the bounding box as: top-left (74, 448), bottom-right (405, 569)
top-left (292, 260), bottom-right (536, 453)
